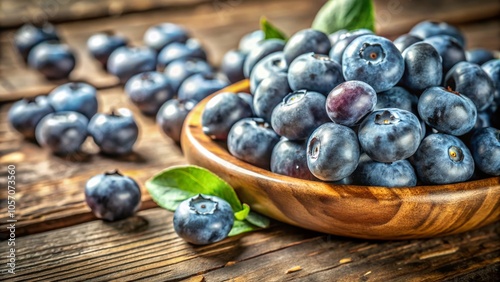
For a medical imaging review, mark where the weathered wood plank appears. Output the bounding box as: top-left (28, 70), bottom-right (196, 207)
top-left (0, 208), bottom-right (498, 281)
top-left (0, 86), bottom-right (186, 238)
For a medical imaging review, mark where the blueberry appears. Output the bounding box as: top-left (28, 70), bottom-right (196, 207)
top-left (8, 96), bottom-right (55, 139)
top-left (107, 46), bottom-right (157, 84)
top-left (271, 90), bottom-right (330, 141)
top-left (88, 108), bottom-right (139, 155)
top-left (87, 31), bottom-right (128, 68)
top-left (358, 108), bottom-right (421, 163)
top-left (157, 99), bottom-right (197, 143)
top-left (249, 51), bottom-right (288, 94)
top-left (35, 111), bottom-right (88, 155)
top-left (227, 117), bottom-right (280, 169)
top-left (328, 29), bottom-right (348, 46)
top-left (157, 39), bottom-right (207, 70)
top-left (283, 29), bottom-right (331, 65)
top-left (14, 22), bottom-right (59, 61)
top-left (418, 86), bottom-right (477, 136)
top-left (393, 33), bottom-right (423, 53)
top-left (48, 82), bottom-right (98, 119)
top-left (399, 42), bottom-right (442, 92)
top-left (342, 35), bottom-right (404, 93)
top-left (444, 61), bottom-right (495, 111)
top-left (469, 127), bottom-right (500, 176)
top-left (178, 73), bottom-right (230, 103)
top-left (236, 92), bottom-right (254, 114)
top-left (412, 133), bottom-right (474, 184)
top-left (243, 39), bottom-right (285, 77)
top-left (221, 49), bottom-right (247, 83)
top-left (306, 122), bottom-right (360, 181)
top-left (466, 48), bottom-right (495, 65)
top-left (375, 86), bottom-right (418, 115)
top-left (481, 59), bottom-right (500, 106)
top-left (352, 154), bottom-right (417, 187)
top-left (288, 53), bottom-right (344, 95)
top-left (202, 92), bottom-right (253, 140)
top-left (143, 23), bottom-right (190, 51)
top-left (253, 72), bottom-right (291, 122)
top-left (238, 30), bottom-right (264, 54)
top-left (173, 194), bottom-right (234, 245)
top-left (85, 170), bottom-right (141, 221)
top-left (423, 35), bottom-right (466, 76)
top-left (125, 71), bottom-right (175, 116)
top-left (410, 20), bottom-right (465, 47)
top-left (329, 29), bottom-right (373, 64)
top-left (27, 41), bottom-right (76, 80)
top-left (325, 80), bottom-right (377, 127)
top-left (271, 138), bottom-right (317, 181)
top-left (163, 58), bottom-right (213, 94)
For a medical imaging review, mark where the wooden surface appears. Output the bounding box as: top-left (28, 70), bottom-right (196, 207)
top-left (0, 0), bottom-right (499, 280)
top-left (181, 80), bottom-right (500, 240)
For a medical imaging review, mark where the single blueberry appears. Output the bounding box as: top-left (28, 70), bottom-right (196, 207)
top-left (48, 82), bottom-right (99, 119)
top-left (157, 39), bottom-right (207, 70)
top-left (157, 99), bottom-right (197, 143)
top-left (329, 29), bottom-right (373, 64)
top-left (35, 111), bottom-right (88, 155)
top-left (85, 170), bottom-right (141, 221)
top-left (412, 133), bottom-right (474, 184)
top-left (271, 90), bottom-right (330, 141)
top-left (164, 58), bottom-right (213, 94)
top-left (87, 31), bottom-right (128, 68)
top-left (418, 86), bottom-right (477, 136)
top-left (249, 51), bottom-right (288, 94)
top-left (469, 127), bottom-right (500, 176)
top-left (393, 33), bottom-right (423, 53)
top-left (271, 138), bottom-right (317, 181)
top-left (423, 35), bottom-right (466, 76)
top-left (283, 29), bottom-right (331, 65)
top-left (243, 39), bottom-right (285, 78)
top-left (481, 59), bottom-right (500, 106)
top-left (288, 53), bottom-right (344, 96)
top-left (466, 48), bottom-right (495, 65)
top-left (107, 46), bottom-right (157, 84)
top-left (8, 96), bottom-right (55, 139)
top-left (306, 122), bottom-right (360, 181)
top-left (173, 194), bottom-right (234, 245)
top-left (410, 20), bottom-right (465, 47)
top-left (253, 72), bottom-right (291, 122)
top-left (238, 30), bottom-right (264, 54)
top-left (227, 117), bottom-right (280, 169)
top-left (125, 71), bottom-right (175, 116)
top-left (143, 23), bottom-right (190, 51)
top-left (88, 108), bottom-right (139, 155)
top-left (14, 22), bottom-right (59, 61)
top-left (221, 49), bottom-right (247, 83)
top-left (178, 73), bottom-right (230, 103)
top-left (201, 92), bottom-right (253, 140)
top-left (328, 29), bottom-right (348, 46)
top-left (358, 108), bottom-right (422, 163)
top-left (375, 86), bottom-right (418, 115)
top-left (28, 41), bottom-right (76, 80)
top-left (399, 42), bottom-right (443, 92)
top-left (352, 153), bottom-right (417, 187)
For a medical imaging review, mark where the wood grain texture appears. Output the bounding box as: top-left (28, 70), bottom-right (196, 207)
top-left (0, 208), bottom-right (498, 281)
top-left (181, 80), bottom-right (500, 240)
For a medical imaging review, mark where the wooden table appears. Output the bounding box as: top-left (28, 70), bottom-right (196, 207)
top-left (0, 0), bottom-right (499, 280)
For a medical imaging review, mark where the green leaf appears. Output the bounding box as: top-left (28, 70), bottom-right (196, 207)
top-left (234, 203), bottom-right (250, 221)
top-left (228, 220), bottom-right (259, 237)
top-left (246, 211), bottom-right (271, 228)
top-left (146, 165), bottom-right (243, 212)
top-left (260, 16), bottom-right (288, 41)
top-left (312, 0), bottom-right (375, 34)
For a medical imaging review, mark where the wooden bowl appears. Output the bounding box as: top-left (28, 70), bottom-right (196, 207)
top-left (180, 80), bottom-right (500, 240)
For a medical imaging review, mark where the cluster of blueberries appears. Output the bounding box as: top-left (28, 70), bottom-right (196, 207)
top-left (202, 21), bottom-right (500, 187)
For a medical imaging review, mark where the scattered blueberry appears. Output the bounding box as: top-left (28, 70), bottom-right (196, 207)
top-left (306, 122), bottom-right (360, 181)
top-left (8, 96), bottom-right (55, 139)
top-left (87, 31), bottom-right (128, 68)
top-left (243, 39), bottom-right (285, 77)
top-left (173, 194), bottom-right (234, 245)
top-left (48, 82), bottom-right (98, 119)
top-left (271, 138), bottom-right (317, 181)
top-left (14, 22), bottom-right (59, 61)
top-left (157, 38), bottom-right (207, 70)
top-left (107, 46), bottom-right (157, 84)
top-left (157, 99), bottom-right (197, 143)
top-left (283, 29), bottom-right (331, 65)
top-left (143, 23), bottom-right (189, 51)
top-left (469, 127), bottom-right (500, 176)
top-left (35, 111), bottom-right (88, 155)
top-left (178, 73), bottom-right (229, 103)
top-left (85, 170), bottom-right (141, 221)
top-left (28, 41), bottom-right (76, 80)
top-left (227, 117), bottom-right (280, 169)
top-left (88, 108), bottom-right (139, 155)
top-left (125, 71), bottom-right (175, 116)
top-left (164, 58), bottom-right (213, 94)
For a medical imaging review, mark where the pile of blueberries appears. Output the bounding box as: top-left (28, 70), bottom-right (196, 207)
top-left (202, 21), bottom-right (500, 186)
